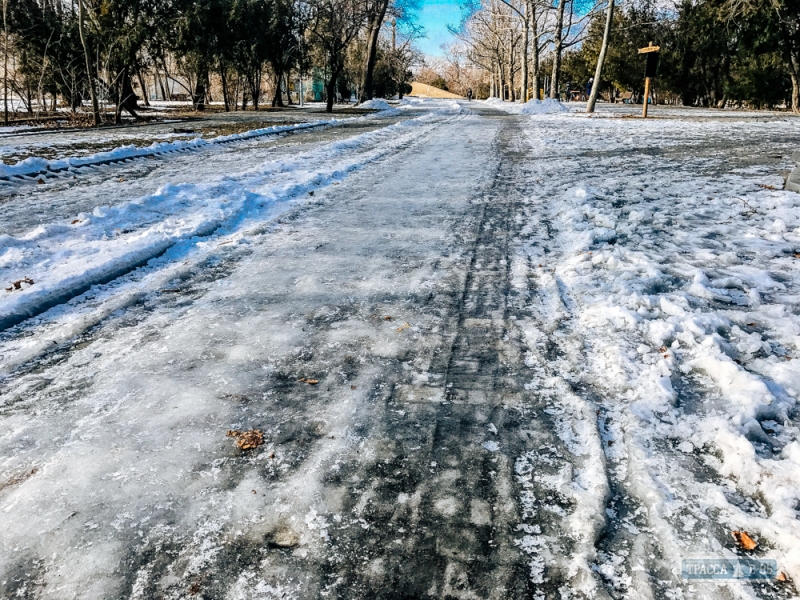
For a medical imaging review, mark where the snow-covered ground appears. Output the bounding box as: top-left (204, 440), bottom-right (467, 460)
top-left (0, 99), bottom-right (798, 599)
top-left (484, 97), bottom-right (569, 114)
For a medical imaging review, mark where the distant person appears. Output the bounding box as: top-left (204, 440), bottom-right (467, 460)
top-left (586, 77), bottom-right (594, 99)
top-left (467, 88), bottom-right (473, 101)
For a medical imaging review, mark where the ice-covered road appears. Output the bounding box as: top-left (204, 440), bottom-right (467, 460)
top-left (1, 100), bottom-right (799, 600)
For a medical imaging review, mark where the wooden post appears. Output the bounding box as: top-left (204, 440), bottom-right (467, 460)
top-left (638, 42), bottom-right (660, 119)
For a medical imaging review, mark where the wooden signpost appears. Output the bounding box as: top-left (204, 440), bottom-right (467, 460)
top-left (638, 42), bottom-right (660, 118)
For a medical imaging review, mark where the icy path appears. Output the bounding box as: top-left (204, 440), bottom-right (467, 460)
top-left (0, 111), bottom-right (417, 330)
top-left (1, 102), bottom-right (799, 599)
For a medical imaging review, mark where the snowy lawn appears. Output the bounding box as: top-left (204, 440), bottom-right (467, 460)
top-left (508, 109), bottom-right (800, 598)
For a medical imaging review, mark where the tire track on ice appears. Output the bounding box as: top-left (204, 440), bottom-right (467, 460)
top-left (0, 110), bottom-right (461, 334)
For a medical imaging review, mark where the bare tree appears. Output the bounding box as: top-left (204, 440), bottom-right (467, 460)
top-left (496, 0), bottom-right (529, 100)
top-left (309, 0), bottom-right (367, 112)
top-left (359, 0), bottom-right (390, 102)
top-left (586, 0), bottom-right (613, 113)
top-left (78, 0), bottom-right (100, 125)
top-left (3, 0), bottom-right (8, 124)
top-left (549, 0), bottom-right (566, 98)
top-left (528, 0), bottom-right (550, 100)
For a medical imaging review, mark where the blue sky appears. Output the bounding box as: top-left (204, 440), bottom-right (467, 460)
top-left (415, 0), bottom-right (463, 57)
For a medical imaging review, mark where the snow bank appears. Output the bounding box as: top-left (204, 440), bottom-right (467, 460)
top-left (358, 99), bottom-right (393, 111)
top-left (519, 98), bottom-right (569, 115)
top-left (483, 97), bottom-right (569, 115)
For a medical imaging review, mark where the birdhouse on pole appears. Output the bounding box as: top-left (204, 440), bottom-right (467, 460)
top-left (638, 42), bottom-right (660, 118)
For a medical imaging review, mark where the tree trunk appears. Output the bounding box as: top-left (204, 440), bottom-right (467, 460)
top-left (3, 0), bottom-right (8, 124)
top-left (272, 71), bottom-right (284, 107)
top-left (193, 71), bottom-right (206, 111)
top-left (521, 2), bottom-right (529, 102)
top-left (285, 73), bottom-right (293, 105)
top-left (550, 0), bottom-right (566, 99)
top-left (509, 54), bottom-right (516, 102)
top-left (325, 66), bottom-right (340, 113)
top-left (586, 0), bottom-right (614, 113)
top-left (77, 0), bottom-right (100, 125)
top-left (359, 1), bottom-right (389, 103)
top-left (161, 59), bottom-right (173, 99)
top-left (155, 68), bottom-right (167, 100)
top-left (220, 67), bottom-right (230, 111)
top-left (500, 59), bottom-right (506, 100)
top-left (531, 4), bottom-right (540, 100)
top-left (114, 79), bottom-right (123, 124)
top-left (250, 71), bottom-right (261, 109)
top-left (790, 53), bottom-right (800, 112)
top-left (136, 69), bottom-right (150, 107)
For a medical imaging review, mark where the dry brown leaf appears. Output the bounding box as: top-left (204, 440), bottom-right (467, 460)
top-left (732, 530), bottom-right (758, 551)
top-left (298, 378), bottom-right (319, 385)
top-left (383, 315), bottom-right (392, 321)
top-left (37, 178), bottom-right (44, 184)
top-left (5, 277), bottom-right (34, 292)
top-left (350, 385), bottom-right (357, 390)
top-left (226, 429), bottom-right (264, 450)
top-left (759, 184), bottom-right (777, 190)
top-left (396, 323), bottom-right (410, 332)
top-left (71, 219), bottom-right (81, 225)
top-left (659, 346), bottom-right (667, 353)
top-left (777, 571), bottom-right (788, 582)
top-left (119, 177), bottom-right (126, 183)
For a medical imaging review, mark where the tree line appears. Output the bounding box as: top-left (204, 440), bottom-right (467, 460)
top-left (451, 0), bottom-right (800, 111)
top-left (1, 0), bottom-right (420, 123)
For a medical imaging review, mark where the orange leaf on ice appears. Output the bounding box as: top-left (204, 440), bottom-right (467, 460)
top-left (732, 530), bottom-right (758, 551)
